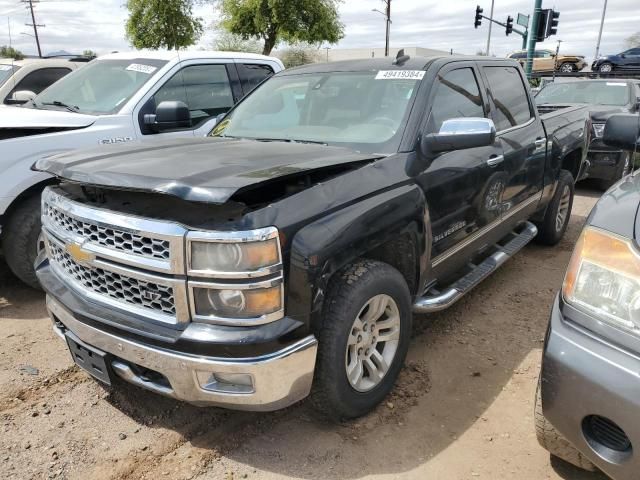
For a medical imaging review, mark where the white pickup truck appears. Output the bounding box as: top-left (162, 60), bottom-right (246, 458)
top-left (0, 50), bottom-right (284, 288)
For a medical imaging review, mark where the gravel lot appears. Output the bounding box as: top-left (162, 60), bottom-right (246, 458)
top-left (0, 186), bottom-right (610, 480)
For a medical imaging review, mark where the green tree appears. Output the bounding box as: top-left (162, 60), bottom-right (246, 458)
top-left (126, 0), bottom-right (204, 50)
top-left (0, 45), bottom-right (24, 60)
top-left (82, 50), bottom-right (97, 58)
top-left (219, 0), bottom-right (344, 56)
top-left (212, 31), bottom-right (261, 53)
top-left (626, 32), bottom-right (640, 48)
top-left (279, 43), bottom-right (319, 68)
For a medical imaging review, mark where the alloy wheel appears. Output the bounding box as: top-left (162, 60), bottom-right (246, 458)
top-left (555, 185), bottom-right (571, 232)
top-left (345, 294), bottom-right (401, 392)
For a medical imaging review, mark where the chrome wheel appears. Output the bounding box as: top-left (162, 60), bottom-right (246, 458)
top-left (556, 185), bottom-right (571, 232)
top-left (345, 294), bottom-right (401, 392)
top-left (599, 63), bottom-right (612, 73)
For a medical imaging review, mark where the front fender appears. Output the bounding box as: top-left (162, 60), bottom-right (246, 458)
top-left (286, 184), bottom-right (427, 330)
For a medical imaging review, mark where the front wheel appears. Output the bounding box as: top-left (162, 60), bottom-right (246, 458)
top-left (598, 62), bottom-right (613, 73)
top-left (534, 170), bottom-right (574, 246)
top-left (2, 194), bottom-right (44, 290)
top-left (312, 259), bottom-right (412, 420)
top-left (559, 63), bottom-right (576, 74)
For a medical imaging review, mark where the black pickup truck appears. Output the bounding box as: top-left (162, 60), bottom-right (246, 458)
top-left (35, 54), bottom-right (592, 418)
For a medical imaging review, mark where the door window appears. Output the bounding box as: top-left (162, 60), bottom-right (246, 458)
top-left (237, 63), bottom-right (275, 94)
top-left (151, 64), bottom-right (234, 128)
top-left (428, 67), bottom-right (485, 133)
top-left (483, 66), bottom-right (533, 131)
top-left (5, 67), bottom-right (71, 102)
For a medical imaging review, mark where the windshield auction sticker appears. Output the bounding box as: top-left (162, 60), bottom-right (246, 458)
top-left (376, 70), bottom-right (425, 80)
top-left (126, 63), bottom-right (158, 75)
top-left (606, 82), bottom-right (626, 86)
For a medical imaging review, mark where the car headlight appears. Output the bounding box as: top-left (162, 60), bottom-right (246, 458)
top-left (191, 280), bottom-right (283, 321)
top-left (563, 227), bottom-right (640, 335)
top-left (187, 228), bottom-right (281, 277)
top-left (592, 123), bottom-right (605, 138)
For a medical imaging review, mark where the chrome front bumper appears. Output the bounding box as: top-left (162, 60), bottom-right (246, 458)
top-left (47, 296), bottom-right (318, 411)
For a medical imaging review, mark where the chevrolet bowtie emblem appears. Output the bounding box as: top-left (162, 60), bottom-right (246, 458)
top-left (65, 242), bottom-right (94, 264)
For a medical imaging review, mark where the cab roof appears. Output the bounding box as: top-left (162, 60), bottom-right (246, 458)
top-left (99, 50), bottom-right (280, 63)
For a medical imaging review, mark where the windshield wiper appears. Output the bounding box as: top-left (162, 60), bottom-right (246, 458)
top-left (255, 138), bottom-right (327, 146)
top-left (41, 100), bottom-right (79, 112)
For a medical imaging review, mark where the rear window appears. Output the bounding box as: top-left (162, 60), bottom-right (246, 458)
top-left (483, 66), bottom-right (533, 131)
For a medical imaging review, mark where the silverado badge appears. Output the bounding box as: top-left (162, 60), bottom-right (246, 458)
top-left (65, 242), bottom-right (95, 264)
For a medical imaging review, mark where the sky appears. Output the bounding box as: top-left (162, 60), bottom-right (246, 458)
top-left (0, 0), bottom-right (639, 63)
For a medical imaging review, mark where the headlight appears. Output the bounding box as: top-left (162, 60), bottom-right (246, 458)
top-left (563, 227), bottom-right (640, 335)
top-left (191, 280), bottom-right (283, 322)
top-left (187, 227), bottom-right (281, 277)
top-left (592, 123), bottom-right (605, 138)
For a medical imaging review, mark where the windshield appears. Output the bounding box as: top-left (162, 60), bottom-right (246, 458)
top-left (34, 59), bottom-right (168, 114)
top-left (536, 81), bottom-right (630, 106)
top-left (210, 71), bottom-right (421, 153)
top-left (0, 64), bottom-right (18, 87)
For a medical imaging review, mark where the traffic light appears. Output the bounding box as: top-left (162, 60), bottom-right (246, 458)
top-left (534, 9), bottom-right (549, 42)
top-left (505, 15), bottom-right (514, 35)
top-left (475, 5), bottom-right (483, 29)
top-left (546, 9), bottom-right (560, 37)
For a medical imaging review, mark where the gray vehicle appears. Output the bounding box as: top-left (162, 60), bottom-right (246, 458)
top-left (536, 113), bottom-right (640, 479)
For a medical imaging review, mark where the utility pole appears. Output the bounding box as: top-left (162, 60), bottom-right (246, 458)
top-left (23, 0), bottom-right (43, 58)
top-left (594, 0), bottom-right (608, 61)
top-left (525, 0), bottom-right (543, 78)
top-left (485, 0), bottom-right (494, 56)
top-left (372, 0), bottom-right (391, 57)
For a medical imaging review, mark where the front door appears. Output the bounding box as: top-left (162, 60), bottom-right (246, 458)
top-left (417, 63), bottom-right (505, 258)
top-left (480, 63), bottom-right (546, 226)
top-left (621, 48), bottom-right (640, 70)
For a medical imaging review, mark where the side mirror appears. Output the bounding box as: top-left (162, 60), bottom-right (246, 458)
top-left (144, 101), bottom-right (191, 132)
top-left (5, 90), bottom-right (36, 105)
top-left (603, 114), bottom-right (640, 151)
top-left (421, 118), bottom-right (496, 155)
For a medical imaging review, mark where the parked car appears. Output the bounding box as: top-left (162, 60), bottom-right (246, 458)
top-left (0, 56), bottom-right (89, 106)
top-left (536, 79), bottom-right (640, 189)
top-left (35, 54), bottom-right (591, 418)
top-left (592, 47), bottom-right (640, 74)
top-left (536, 113), bottom-right (640, 480)
top-left (508, 49), bottom-right (587, 73)
top-left (0, 50), bottom-right (283, 290)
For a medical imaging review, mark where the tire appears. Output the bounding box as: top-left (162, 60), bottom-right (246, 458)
top-left (1, 194), bottom-right (44, 290)
top-left (597, 152), bottom-right (631, 191)
top-left (559, 62), bottom-right (575, 74)
top-left (598, 62), bottom-right (613, 74)
top-left (535, 378), bottom-right (597, 472)
top-left (534, 170), bottom-right (574, 246)
top-left (311, 259), bottom-right (412, 420)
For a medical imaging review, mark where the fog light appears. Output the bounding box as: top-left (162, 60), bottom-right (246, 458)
top-left (196, 371), bottom-right (254, 394)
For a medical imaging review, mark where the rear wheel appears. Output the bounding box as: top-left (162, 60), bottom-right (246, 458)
top-left (312, 259), bottom-right (412, 420)
top-left (2, 194), bottom-right (44, 290)
top-left (534, 170), bottom-right (574, 246)
top-left (535, 377), bottom-right (597, 471)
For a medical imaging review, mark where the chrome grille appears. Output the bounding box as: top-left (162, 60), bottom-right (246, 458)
top-left (44, 203), bottom-right (170, 260)
top-left (47, 240), bottom-right (176, 316)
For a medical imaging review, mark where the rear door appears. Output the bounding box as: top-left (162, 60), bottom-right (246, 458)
top-left (480, 63), bottom-right (546, 225)
top-left (418, 61), bottom-right (505, 258)
top-left (623, 48), bottom-right (640, 70)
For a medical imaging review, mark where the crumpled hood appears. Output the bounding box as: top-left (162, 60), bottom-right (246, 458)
top-left (36, 137), bottom-right (380, 203)
top-left (0, 105), bottom-right (97, 129)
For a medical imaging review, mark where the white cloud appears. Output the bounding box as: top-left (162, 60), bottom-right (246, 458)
top-left (0, 0), bottom-right (638, 62)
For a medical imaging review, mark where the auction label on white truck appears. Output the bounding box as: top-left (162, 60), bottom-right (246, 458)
top-left (126, 63), bottom-right (158, 74)
top-left (376, 70), bottom-right (425, 80)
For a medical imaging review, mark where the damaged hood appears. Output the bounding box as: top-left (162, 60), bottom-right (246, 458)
top-left (0, 105), bottom-right (97, 130)
top-left (36, 137), bottom-right (381, 203)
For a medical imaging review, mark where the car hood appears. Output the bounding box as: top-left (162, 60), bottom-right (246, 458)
top-left (587, 172), bottom-right (640, 240)
top-left (0, 105), bottom-right (97, 129)
top-left (590, 105), bottom-right (630, 123)
top-left (36, 137), bottom-right (381, 204)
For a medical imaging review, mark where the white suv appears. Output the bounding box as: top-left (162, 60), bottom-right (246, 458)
top-left (0, 50), bottom-right (284, 289)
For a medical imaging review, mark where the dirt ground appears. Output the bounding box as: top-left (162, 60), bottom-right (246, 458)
top-left (0, 186), bottom-right (609, 480)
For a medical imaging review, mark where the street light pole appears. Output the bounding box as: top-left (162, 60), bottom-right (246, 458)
top-left (594, 0), bottom-right (608, 61)
top-left (485, 0), bottom-right (494, 56)
top-left (384, 0), bottom-right (391, 57)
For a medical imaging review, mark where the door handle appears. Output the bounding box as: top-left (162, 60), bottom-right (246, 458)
top-left (486, 155), bottom-right (504, 167)
top-left (534, 138), bottom-right (546, 148)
